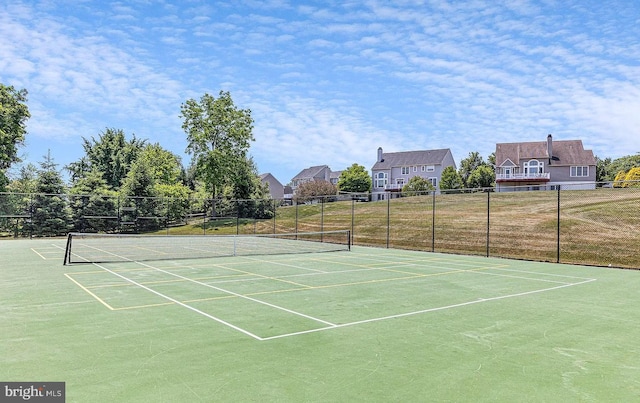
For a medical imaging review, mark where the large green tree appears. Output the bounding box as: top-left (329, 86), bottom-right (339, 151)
top-left (120, 159), bottom-right (160, 232)
top-left (0, 84), bottom-right (30, 190)
top-left (401, 176), bottom-right (435, 196)
top-left (467, 165), bottom-right (495, 188)
top-left (66, 128), bottom-right (146, 190)
top-left (459, 151), bottom-right (486, 188)
top-left (137, 144), bottom-right (191, 224)
top-left (440, 166), bottom-right (464, 191)
top-left (180, 91), bottom-right (254, 207)
top-left (338, 163), bottom-right (372, 193)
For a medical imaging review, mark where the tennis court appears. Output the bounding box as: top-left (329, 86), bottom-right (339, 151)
top-left (2, 234), bottom-right (640, 401)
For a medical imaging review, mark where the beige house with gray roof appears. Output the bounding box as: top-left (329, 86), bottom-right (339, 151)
top-left (371, 147), bottom-right (456, 200)
top-left (290, 165), bottom-right (342, 193)
top-left (495, 134), bottom-right (596, 192)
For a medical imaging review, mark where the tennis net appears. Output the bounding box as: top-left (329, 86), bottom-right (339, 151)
top-left (63, 230), bottom-right (351, 264)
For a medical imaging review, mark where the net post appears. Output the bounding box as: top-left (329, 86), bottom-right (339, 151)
top-left (63, 233), bottom-right (73, 265)
top-left (233, 234), bottom-right (237, 257)
top-left (347, 230), bottom-right (351, 251)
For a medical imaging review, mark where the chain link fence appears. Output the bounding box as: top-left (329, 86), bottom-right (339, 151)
top-left (2, 184), bottom-right (638, 268)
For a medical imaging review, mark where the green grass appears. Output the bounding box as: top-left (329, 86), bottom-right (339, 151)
top-left (3, 238), bottom-right (640, 401)
top-left (153, 189), bottom-right (640, 269)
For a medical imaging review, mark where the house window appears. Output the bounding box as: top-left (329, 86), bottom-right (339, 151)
top-left (396, 178), bottom-right (405, 187)
top-left (426, 165), bottom-right (435, 172)
top-left (428, 177), bottom-right (437, 187)
top-left (401, 166), bottom-right (410, 175)
top-left (571, 166), bottom-right (589, 177)
top-left (503, 168), bottom-right (512, 178)
top-left (413, 166), bottom-right (417, 172)
top-left (375, 172), bottom-right (388, 188)
top-left (524, 160), bottom-right (543, 175)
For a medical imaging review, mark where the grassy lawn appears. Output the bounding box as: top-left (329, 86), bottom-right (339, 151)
top-left (154, 188), bottom-right (640, 269)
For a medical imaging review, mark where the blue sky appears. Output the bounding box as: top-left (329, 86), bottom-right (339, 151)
top-left (1, 1), bottom-right (639, 185)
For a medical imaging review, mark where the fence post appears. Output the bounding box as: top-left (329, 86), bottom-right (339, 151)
top-left (486, 190), bottom-right (490, 257)
top-left (321, 196), bottom-right (325, 237)
top-left (236, 200), bottom-right (240, 235)
top-left (431, 191), bottom-right (436, 252)
top-left (272, 199), bottom-right (276, 234)
top-left (386, 196), bottom-right (390, 248)
top-left (556, 186), bottom-right (561, 263)
top-left (351, 198), bottom-right (355, 246)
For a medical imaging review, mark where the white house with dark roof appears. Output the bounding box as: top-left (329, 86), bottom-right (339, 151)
top-left (494, 134), bottom-right (596, 192)
top-left (371, 147), bottom-right (457, 200)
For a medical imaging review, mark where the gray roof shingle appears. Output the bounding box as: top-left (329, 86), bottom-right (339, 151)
top-left (372, 149), bottom-right (451, 170)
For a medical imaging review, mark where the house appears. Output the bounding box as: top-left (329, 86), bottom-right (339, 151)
top-left (259, 173), bottom-right (284, 199)
top-left (371, 147), bottom-right (457, 201)
top-left (329, 170), bottom-right (342, 187)
top-left (290, 165), bottom-right (337, 192)
top-left (494, 134), bottom-right (596, 192)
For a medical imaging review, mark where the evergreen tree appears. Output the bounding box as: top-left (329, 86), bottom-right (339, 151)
top-left (68, 169), bottom-right (118, 232)
top-left (29, 153), bottom-right (72, 236)
top-left (66, 128), bottom-right (146, 190)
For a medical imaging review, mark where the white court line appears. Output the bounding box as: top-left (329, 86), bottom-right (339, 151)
top-left (260, 277), bottom-right (598, 341)
top-left (91, 262), bottom-right (265, 340)
top-left (239, 255), bottom-right (328, 273)
top-left (133, 260), bottom-right (337, 327)
top-left (71, 242), bottom-right (336, 335)
top-left (63, 243), bottom-right (599, 341)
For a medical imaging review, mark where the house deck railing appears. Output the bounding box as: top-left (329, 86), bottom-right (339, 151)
top-left (496, 172), bottom-right (550, 181)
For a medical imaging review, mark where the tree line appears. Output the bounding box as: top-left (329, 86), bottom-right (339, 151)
top-left (1, 82), bottom-right (639, 235)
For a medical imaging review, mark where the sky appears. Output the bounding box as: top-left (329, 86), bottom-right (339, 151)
top-left (1, 0), bottom-right (639, 185)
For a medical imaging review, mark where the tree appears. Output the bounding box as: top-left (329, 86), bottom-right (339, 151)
top-left (440, 166), bottom-right (464, 191)
top-left (29, 153), bottom-right (72, 236)
top-left (68, 169), bottom-right (118, 232)
top-left (623, 167), bottom-right (640, 188)
top-left (605, 154), bottom-right (640, 182)
top-left (120, 159), bottom-right (160, 232)
top-left (220, 156), bottom-right (273, 219)
top-left (459, 151), bottom-right (485, 187)
top-left (6, 163), bottom-right (38, 194)
top-left (295, 180), bottom-right (337, 202)
top-left (613, 170), bottom-right (627, 188)
top-left (595, 156), bottom-right (612, 183)
top-left (401, 176), bottom-right (435, 196)
top-left (0, 84), bottom-right (30, 191)
top-left (467, 165), bottom-right (495, 188)
top-left (338, 163), bottom-right (372, 193)
top-left (180, 91), bottom-right (254, 211)
top-left (66, 128), bottom-right (146, 190)
top-left (137, 143), bottom-right (184, 186)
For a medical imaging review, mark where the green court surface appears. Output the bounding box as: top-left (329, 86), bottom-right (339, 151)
top-left (2, 238), bottom-right (640, 402)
